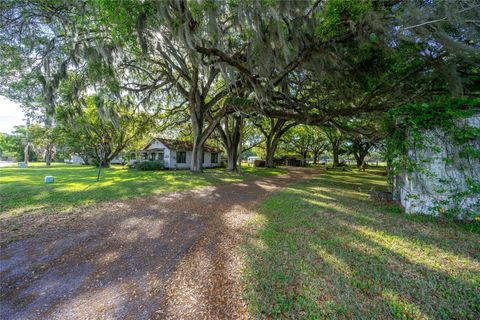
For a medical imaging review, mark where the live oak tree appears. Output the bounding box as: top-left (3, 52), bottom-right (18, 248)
top-left (1, 0), bottom-right (479, 173)
top-left (281, 125), bottom-right (331, 165)
top-left (55, 96), bottom-right (154, 167)
top-left (216, 112), bottom-right (243, 172)
top-left (282, 126), bottom-right (311, 165)
top-left (345, 124), bottom-right (383, 168)
top-left (3, 0), bottom-right (479, 112)
top-left (122, 0), bottom-right (409, 163)
top-left (92, 0), bottom-right (240, 172)
top-left (252, 117), bottom-right (297, 168)
top-left (348, 136), bottom-right (378, 168)
top-left (307, 127), bottom-right (330, 165)
top-left (321, 125), bottom-right (345, 167)
top-left (193, 0), bottom-right (479, 124)
top-left (215, 109), bottom-right (265, 172)
top-left (329, 114), bottom-right (385, 167)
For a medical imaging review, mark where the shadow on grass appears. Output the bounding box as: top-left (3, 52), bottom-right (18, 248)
top-left (243, 169), bottom-right (480, 319)
top-left (1, 168), bottom-right (300, 319)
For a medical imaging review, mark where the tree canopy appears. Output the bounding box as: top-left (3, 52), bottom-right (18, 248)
top-left (1, 0), bottom-right (478, 171)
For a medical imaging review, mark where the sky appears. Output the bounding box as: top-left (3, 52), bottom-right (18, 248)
top-left (0, 96), bottom-right (25, 134)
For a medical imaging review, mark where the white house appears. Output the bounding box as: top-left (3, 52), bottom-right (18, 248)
top-left (131, 138), bottom-right (223, 169)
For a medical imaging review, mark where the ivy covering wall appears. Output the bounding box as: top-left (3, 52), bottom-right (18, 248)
top-left (386, 98), bottom-right (480, 220)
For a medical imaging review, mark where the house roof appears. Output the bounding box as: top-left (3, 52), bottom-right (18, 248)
top-left (143, 138), bottom-right (222, 153)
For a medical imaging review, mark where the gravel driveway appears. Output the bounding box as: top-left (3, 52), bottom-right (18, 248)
top-left (0, 167), bottom-right (318, 319)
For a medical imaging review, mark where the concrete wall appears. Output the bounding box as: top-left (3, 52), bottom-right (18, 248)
top-left (394, 115), bottom-right (480, 218)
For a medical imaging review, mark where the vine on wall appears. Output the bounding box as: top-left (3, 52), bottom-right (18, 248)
top-left (385, 98), bottom-right (480, 219)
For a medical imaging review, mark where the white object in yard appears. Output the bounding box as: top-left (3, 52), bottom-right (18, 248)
top-left (69, 154), bottom-right (85, 164)
top-left (44, 176), bottom-right (54, 183)
top-left (0, 161), bottom-right (14, 168)
top-left (18, 162), bottom-right (28, 168)
top-left (110, 157), bottom-right (124, 164)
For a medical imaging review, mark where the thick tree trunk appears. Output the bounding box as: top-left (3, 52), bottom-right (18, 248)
top-left (332, 143), bottom-right (340, 167)
top-left (356, 155), bottom-right (363, 167)
top-left (313, 151), bottom-right (319, 164)
top-left (351, 140), bottom-right (372, 168)
top-left (217, 114), bottom-right (243, 173)
top-left (237, 114), bottom-right (244, 175)
top-left (226, 148), bottom-right (238, 172)
top-left (353, 152), bottom-right (361, 166)
top-left (353, 150), bottom-right (368, 167)
top-left (302, 150), bottom-right (308, 166)
top-left (265, 138), bottom-right (279, 168)
top-left (265, 151), bottom-right (274, 168)
top-left (191, 137), bottom-right (203, 173)
top-left (45, 154), bottom-right (52, 166)
top-left (190, 105), bottom-right (204, 173)
top-left (253, 119), bottom-right (296, 168)
top-left (100, 153), bottom-right (111, 168)
top-left (190, 114), bottom-right (223, 173)
top-left (24, 144), bottom-right (29, 164)
top-left (45, 143), bottom-right (53, 166)
top-left (99, 144), bottom-right (113, 168)
top-left (100, 161), bottom-right (110, 168)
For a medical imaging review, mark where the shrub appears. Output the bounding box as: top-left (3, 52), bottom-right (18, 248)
top-left (134, 160), bottom-right (164, 171)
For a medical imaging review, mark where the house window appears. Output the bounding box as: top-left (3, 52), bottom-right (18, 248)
top-left (150, 153), bottom-right (156, 161)
top-left (177, 151), bottom-right (186, 164)
top-left (202, 152), bottom-right (205, 163)
top-left (158, 152), bottom-right (164, 161)
top-left (211, 152), bottom-right (218, 164)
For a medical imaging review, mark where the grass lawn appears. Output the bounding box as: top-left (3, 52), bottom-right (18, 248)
top-left (0, 162), bottom-right (286, 216)
top-left (243, 167), bottom-right (480, 319)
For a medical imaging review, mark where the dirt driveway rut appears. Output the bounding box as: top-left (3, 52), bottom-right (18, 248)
top-left (1, 167), bottom-right (318, 319)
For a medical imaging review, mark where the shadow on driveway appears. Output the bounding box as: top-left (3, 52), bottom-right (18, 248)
top-left (1, 167), bottom-right (318, 319)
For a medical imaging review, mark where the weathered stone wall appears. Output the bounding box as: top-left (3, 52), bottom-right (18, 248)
top-left (394, 115), bottom-right (480, 218)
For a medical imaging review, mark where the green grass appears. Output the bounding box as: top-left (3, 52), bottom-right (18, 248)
top-left (0, 162), bottom-right (286, 216)
top-left (243, 167), bottom-right (480, 319)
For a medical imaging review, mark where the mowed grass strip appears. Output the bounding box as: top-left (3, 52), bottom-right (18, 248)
top-left (0, 163), bottom-right (286, 216)
top-left (243, 168), bottom-right (480, 320)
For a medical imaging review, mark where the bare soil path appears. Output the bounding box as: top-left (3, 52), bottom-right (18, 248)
top-left (0, 167), bottom-right (318, 320)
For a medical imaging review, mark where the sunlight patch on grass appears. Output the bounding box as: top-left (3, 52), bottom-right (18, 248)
top-left (243, 168), bottom-right (480, 319)
top-left (0, 164), bottom-right (286, 216)
top-left (382, 289), bottom-right (429, 320)
top-left (0, 176), bottom-right (32, 183)
top-left (1, 204), bottom-right (49, 217)
top-left (302, 197), bottom-right (357, 215)
top-left (353, 224), bottom-right (480, 276)
top-left (311, 243), bottom-right (352, 277)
